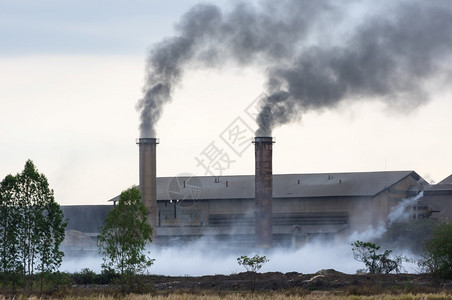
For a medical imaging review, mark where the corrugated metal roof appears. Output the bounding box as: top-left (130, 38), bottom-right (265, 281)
top-left (426, 184), bottom-right (452, 193)
top-left (438, 174), bottom-right (452, 184)
top-left (425, 174), bottom-right (452, 194)
top-left (154, 171), bottom-right (418, 201)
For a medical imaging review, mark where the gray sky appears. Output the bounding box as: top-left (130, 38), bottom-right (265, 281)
top-left (1, 0), bottom-right (451, 205)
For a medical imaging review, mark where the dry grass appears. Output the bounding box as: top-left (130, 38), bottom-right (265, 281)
top-left (2, 292), bottom-right (452, 300)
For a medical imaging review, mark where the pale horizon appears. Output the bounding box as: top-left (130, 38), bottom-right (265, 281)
top-left (1, 0), bottom-right (451, 205)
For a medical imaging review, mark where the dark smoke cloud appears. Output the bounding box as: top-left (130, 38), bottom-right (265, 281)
top-left (137, 0), bottom-right (452, 137)
top-left (257, 1), bottom-right (452, 135)
top-left (137, 0), bottom-right (335, 137)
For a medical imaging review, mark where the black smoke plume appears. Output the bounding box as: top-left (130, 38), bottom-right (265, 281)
top-left (137, 0), bottom-right (452, 137)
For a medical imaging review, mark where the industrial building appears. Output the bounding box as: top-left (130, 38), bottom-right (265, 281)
top-left (125, 170), bottom-right (426, 246)
top-left (60, 137), bottom-right (452, 250)
top-left (61, 170), bottom-right (452, 250)
top-left (419, 175), bottom-right (452, 222)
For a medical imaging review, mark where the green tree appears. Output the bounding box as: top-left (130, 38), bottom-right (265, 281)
top-left (237, 254), bottom-right (269, 293)
top-left (0, 160), bottom-right (67, 295)
top-left (98, 186), bottom-right (154, 279)
top-left (36, 200), bottom-right (67, 294)
top-left (351, 241), bottom-right (405, 274)
top-left (419, 223), bottom-right (452, 281)
top-left (17, 161), bottom-right (42, 292)
top-left (0, 174), bottom-right (22, 294)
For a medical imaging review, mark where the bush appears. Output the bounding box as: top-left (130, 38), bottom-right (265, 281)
top-left (98, 267), bottom-right (119, 285)
top-left (72, 268), bottom-right (98, 285)
top-left (72, 268), bottom-right (119, 286)
top-left (237, 255), bottom-right (269, 273)
top-left (39, 271), bottom-right (72, 294)
top-left (419, 223), bottom-right (452, 281)
top-left (351, 241), bottom-right (406, 274)
top-left (237, 255), bottom-right (269, 292)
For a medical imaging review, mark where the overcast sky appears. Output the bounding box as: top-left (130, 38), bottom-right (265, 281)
top-left (1, 0), bottom-right (451, 205)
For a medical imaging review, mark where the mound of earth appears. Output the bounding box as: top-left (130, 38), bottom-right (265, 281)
top-left (69, 270), bottom-right (452, 296)
top-left (147, 271), bottom-right (447, 294)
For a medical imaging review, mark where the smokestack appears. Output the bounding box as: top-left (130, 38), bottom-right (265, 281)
top-left (136, 138), bottom-right (159, 234)
top-left (253, 136), bottom-right (275, 248)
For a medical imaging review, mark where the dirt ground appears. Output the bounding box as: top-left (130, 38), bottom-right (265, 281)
top-left (67, 270), bottom-right (452, 296)
top-left (61, 268), bottom-right (452, 299)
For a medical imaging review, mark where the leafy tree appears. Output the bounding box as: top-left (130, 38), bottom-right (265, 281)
top-left (351, 241), bottom-right (405, 274)
top-left (16, 160), bottom-right (67, 293)
top-left (16, 161), bottom-right (43, 292)
top-left (237, 254), bottom-right (269, 292)
top-left (0, 174), bottom-right (22, 294)
top-left (0, 160), bottom-right (67, 295)
top-left (419, 223), bottom-right (452, 281)
top-left (36, 200), bottom-right (67, 294)
top-left (98, 186), bottom-right (154, 280)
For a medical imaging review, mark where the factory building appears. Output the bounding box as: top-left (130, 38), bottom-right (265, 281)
top-left (61, 170), bottom-right (452, 250)
top-left (60, 137), bottom-right (451, 250)
top-left (123, 171), bottom-right (427, 246)
top-left (419, 175), bottom-right (452, 222)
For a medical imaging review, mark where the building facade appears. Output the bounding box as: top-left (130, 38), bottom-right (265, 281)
top-left (62, 170), bottom-right (452, 250)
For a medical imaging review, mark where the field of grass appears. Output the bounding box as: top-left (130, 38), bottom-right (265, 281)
top-left (3, 292), bottom-right (452, 300)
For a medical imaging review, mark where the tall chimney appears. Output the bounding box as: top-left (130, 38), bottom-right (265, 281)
top-left (253, 136), bottom-right (274, 248)
top-left (136, 138), bottom-right (159, 233)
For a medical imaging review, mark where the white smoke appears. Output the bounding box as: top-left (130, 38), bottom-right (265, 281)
top-left (347, 223), bottom-right (387, 243)
top-left (388, 191), bottom-right (424, 226)
top-left (60, 193), bottom-right (425, 275)
top-left (60, 254), bottom-right (103, 274)
top-left (61, 238), bottom-right (421, 276)
top-left (60, 242), bottom-right (362, 276)
top-left (348, 191), bottom-right (425, 242)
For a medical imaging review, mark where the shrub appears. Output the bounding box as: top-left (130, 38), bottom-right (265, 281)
top-left (418, 223), bottom-right (452, 281)
top-left (72, 268), bottom-right (98, 285)
top-left (351, 241), bottom-right (406, 274)
top-left (237, 255), bottom-right (269, 292)
top-left (98, 267), bottom-right (119, 285)
top-left (237, 255), bottom-right (269, 273)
